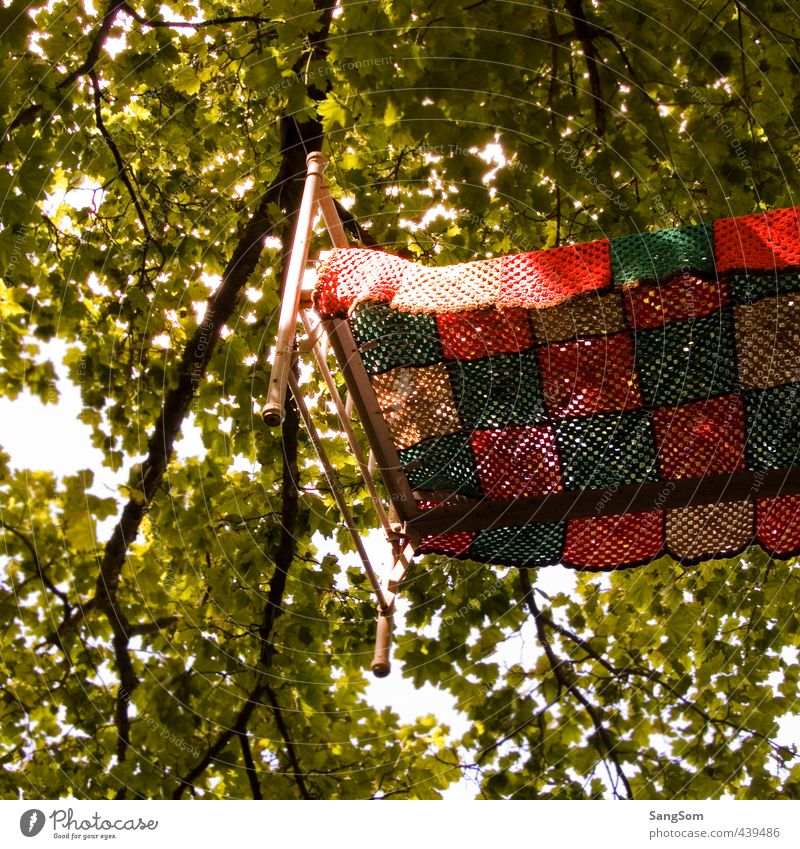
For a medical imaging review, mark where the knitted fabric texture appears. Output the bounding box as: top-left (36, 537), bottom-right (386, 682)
top-left (315, 207), bottom-right (800, 569)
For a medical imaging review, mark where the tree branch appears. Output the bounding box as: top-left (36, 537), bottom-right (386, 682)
top-left (475, 697), bottom-right (558, 765)
top-left (59, 0), bottom-right (127, 89)
top-left (563, 0), bottom-right (606, 138)
top-left (93, 193), bottom-right (277, 608)
top-left (169, 0), bottom-right (335, 797)
top-left (0, 520), bottom-right (70, 605)
top-left (92, 184), bottom-right (278, 769)
top-left (531, 597), bottom-right (793, 760)
top-left (3, 0), bottom-right (125, 141)
top-left (258, 381), bottom-right (300, 670)
top-left (127, 615), bottom-right (182, 637)
top-left (519, 568), bottom-right (633, 799)
top-left (264, 683), bottom-right (312, 799)
top-left (334, 199), bottom-right (378, 247)
top-left (171, 682), bottom-right (265, 798)
top-left (238, 730), bottom-right (263, 799)
top-left (591, 29), bottom-right (674, 167)
top-left (120, 3), bottom-right (270, 30)
top-left (112, 618), bottom-right (138, 768)
top-left (735, 1), bottom-right (763, 190)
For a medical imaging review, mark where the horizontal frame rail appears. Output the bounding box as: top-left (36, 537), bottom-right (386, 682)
top-left (405, 466), bottom-right (800, 536)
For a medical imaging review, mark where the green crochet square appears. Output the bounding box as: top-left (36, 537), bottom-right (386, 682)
top-left (556, 410), bottom-right (658, 489)
top-left (728, 271), bottom-right (800, 305)
top-left (745, 385), bottom-right (800, 469)
top-left (635, 311), bottom-right (737, 407)
top-left (610, 223), bottom-right (714, 284)
top-left (399, 432), bottom-right (481, 498)
top-left (470, 522), bottom-right (566, 567)
top-left (447, 351), bottom-right (547, 430)
top-left (350, 302), bottom-right (441, 374)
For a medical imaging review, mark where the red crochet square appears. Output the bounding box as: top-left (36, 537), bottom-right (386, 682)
top-left (714, 207), bottom-right (800, 273)
top-left (563, 511), bottom-right (664, 570)
top-left (624, 275), bottom-right (729, 329)
top-left (436, 307), bottom-right (534, 361)
top-left (471, 426), bottom-right (562, 499)
top-left (417, 530), bottom-right (476, 558)
top-left (314, 248), bottom-right (406, 315)
top-left (756, 494), bottom-right (800, 555)
top-left (652, 395), bottom-right (745, 480)
top-left (538, 333), bottom-right (642, 418)
top-left (498, 240), bottom-right (611, 309)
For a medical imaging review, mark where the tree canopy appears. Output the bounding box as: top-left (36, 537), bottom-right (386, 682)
top-left (2, 0), bottom-right (800, 799)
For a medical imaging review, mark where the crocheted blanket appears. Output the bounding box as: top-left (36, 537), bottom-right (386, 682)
top-left (314, 207), bottom-right (800, 570)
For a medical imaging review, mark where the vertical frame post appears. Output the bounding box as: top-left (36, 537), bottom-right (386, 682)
top-left (371, 603), bottom-right (394, 678)
top-left (262, 151), bottom-right (328, 426)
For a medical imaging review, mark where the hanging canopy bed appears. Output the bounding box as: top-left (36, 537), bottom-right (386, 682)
top-left (264, 152), bottom-right (800, 676)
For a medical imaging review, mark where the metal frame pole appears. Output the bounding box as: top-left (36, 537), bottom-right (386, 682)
top-left (371, 603), bottom-right (394, 678)
top-left (317, 183), bottom-right (349, 248)
top-left (262, 151), bottom-right (328, 426)
top-left (264, 156), bottom-right (413, 676)
top-left (299, 310), bottom-right (396, 538)
top-left (288, 370), bottom-right (391, 613)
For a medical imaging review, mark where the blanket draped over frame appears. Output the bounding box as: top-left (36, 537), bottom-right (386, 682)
top-left (314, 207), bottom-right (800, 570)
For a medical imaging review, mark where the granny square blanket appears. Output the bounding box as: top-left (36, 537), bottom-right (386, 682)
top-left (314, 207), bottom-right (800, 570)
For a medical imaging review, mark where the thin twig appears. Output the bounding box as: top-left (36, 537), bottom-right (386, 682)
top-left (89, 70), bottom-right (155, 243)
